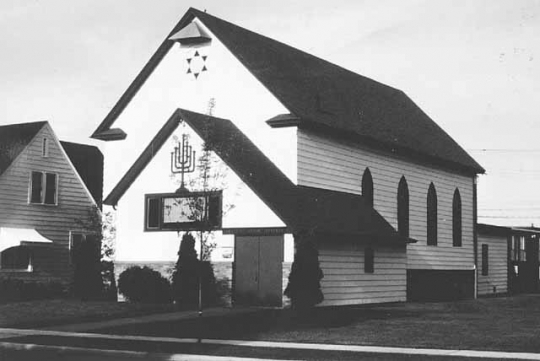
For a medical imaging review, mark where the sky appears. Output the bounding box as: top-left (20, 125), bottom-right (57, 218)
top-left (0, 0), bottom-right (538, 226)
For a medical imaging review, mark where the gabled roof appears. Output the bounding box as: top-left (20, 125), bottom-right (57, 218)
top-left (92, 7), bottom-right (484, 175)
top-left (0, 121), bottom-right (103, 207)
top-left (61, 141), bottom-right (104, 208)
top-left (0, 121), bottom-right (47, 176)
top-left (105, 108), bottom-right (412, 245)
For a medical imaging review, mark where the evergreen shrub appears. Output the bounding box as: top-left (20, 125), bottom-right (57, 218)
top-left (284, 239), bottom-right (324, 310)
top-left (117, 266), bottom-right (172, 303)
top-left (171, 233), bottom-right (217, 309)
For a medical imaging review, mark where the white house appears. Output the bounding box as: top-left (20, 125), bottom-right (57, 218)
top-left (0, 121), bottom-right (103, 283)
top-left (92, 8), bottom-right (485, 306)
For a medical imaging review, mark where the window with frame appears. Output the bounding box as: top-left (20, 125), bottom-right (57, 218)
top-left (0, 246), bottom-right (32, 271)
top-left (362, 168), bottom-right (374, 208)
top-left (30, 171), bottom-right (58, 205)
top-left (481, 244), bottom-right (489, 276)
top-left (452, 189), bottom-right (462, 247)
top-left (510, 236), bottom-right (527, 262)
top-left (364, 246), bottom-right (374, 273)
top-left (397, 176), bottom-right (409, 238)
top-left (427, 183), bottom-right (438, 246)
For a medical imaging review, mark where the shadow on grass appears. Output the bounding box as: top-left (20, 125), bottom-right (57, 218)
top-left (97, 305), bottom-right (419, 340)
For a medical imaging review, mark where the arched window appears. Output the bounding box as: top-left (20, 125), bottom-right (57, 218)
top-left (0, 246), bottom-right (32, 271)
top-left (397, 176), bottom-right (409, 238)
top-left (362, 168), bottom-right (374, 207)
top-left (453, 188), bottom-right (462, 247)
top-left (427, 183), bottom-right (438, 246)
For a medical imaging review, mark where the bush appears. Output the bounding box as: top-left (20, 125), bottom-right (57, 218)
top-left (0, 278), bottom-right (67, 303)
top-left (284, 238), bottom-right (324, 310)
top-left (117, 266), bottom-right (172, 303)
top-left (71, 235), bottom-right (103, 301)
top-left (171, 233), bottom-right (217, 309)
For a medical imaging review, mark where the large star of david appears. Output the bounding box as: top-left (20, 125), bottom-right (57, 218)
top-left (186, 50), bottom-right (208, 79)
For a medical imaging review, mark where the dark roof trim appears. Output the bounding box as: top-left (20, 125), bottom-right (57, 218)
top-left (92, 128), bottom-right (127, 141)
top-left (266, 114), bottom-right (302, 128)
top-left (477, 223), bottom-right (540, 237)
top-left (61, 141), bottom-right (104, 208)
top-left (313, 230), bottom-right (417, 245)
top-left (91, 10), bottom-right (197, 139)
top-left (222, 227), bottom-right (289, 236)
top-left (477, 223), bottom-right (511, 237)
top-left (104, 111), bottom-right (182, 206)
top-left (511, 227), bottom-right (540, 235)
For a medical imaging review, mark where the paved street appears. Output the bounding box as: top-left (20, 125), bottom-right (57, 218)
top-left (2, 328), bottom-right (540, 361)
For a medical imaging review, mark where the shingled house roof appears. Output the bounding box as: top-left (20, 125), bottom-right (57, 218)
top-left (105, 108), bottom-right (413, 245)
top-left (61, 141), bottom-right (104, 208)
top-left (92, 7), bottom-right (484, 175)
top-left (0, 121), bottom-right (47, 176)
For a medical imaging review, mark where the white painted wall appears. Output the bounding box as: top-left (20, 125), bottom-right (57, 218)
top-left (297, 129), bottom-right (475, 271)
top-left (319, 242), bottom-right (407, 306)
top-left (115, 123), bottom-right (290, 262)
top-left (106, 17), bottom-right (296, 198)
top-left (106, 18), bottom-right (299, 262)
top-left (478, 233), bottom-right (508, 295)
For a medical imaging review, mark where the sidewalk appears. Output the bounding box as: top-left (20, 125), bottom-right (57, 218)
top-left (2, 327), bottom-right (540, 360)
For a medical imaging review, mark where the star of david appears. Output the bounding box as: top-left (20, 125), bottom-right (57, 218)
top-left (186, 50), bottom-right (208, 79)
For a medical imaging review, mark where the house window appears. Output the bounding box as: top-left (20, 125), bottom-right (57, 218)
top-left (362, 168), bottom-right (374, 208)
top-left (29, 171), bottom-right (58, 205)
top-left (481, 244), bottom-right (489, 276)
top-left (0, 246), bottom-right (32, 271)
top-left (397, 176), bottom-right (409, 238)
top-left (511, 236), bottom-right (527, 262)
top-left (452, 189), bottom-right (462, 247)
top-left (364, 246), bottom-right (374, 273)
top-left (42, 138), bottom-right (49, 157)
top-left (427, 182), bottom-right (438, 246)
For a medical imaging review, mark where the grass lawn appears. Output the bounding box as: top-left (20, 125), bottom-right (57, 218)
top-left (95, 294), bottom-right (540, 353)
top-left (0, 299), bottom-right (175, 328)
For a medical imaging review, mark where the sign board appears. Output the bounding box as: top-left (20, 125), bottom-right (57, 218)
top-left (144, 191), bottom-right (222, 231)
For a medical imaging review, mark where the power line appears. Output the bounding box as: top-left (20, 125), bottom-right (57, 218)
top-left (479, 215), bottom-right (540, 219)
top-left (468, 149), bottom-right (540, 152)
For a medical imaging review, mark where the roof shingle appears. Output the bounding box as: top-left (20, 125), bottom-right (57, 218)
top-left (0, 121), bottom-right (46, 176)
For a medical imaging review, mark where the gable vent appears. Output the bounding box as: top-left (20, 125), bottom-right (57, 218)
top-left (169, 22), bottom-right (211, 46)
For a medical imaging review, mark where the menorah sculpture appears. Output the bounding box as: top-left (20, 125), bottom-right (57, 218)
top-left (171, 134), bottom-right (196, 193)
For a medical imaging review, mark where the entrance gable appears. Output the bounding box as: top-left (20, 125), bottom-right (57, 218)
top-left (114, 115), bottom-right (285, 262)
top-left (102, 16), bottom-right (295, 198)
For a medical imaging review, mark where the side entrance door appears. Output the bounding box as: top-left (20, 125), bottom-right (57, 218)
top-left (234, 235), bottom-right (284, 307)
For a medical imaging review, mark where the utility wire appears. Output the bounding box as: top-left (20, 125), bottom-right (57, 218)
top-left (468, 149), bottom-right (540, 152)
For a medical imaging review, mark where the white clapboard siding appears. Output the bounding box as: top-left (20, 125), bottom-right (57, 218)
top-left (298, 129), bottom-right (475, 271)
top-left (318, 244), bottom-right (406, 306)
top-left (0, 124), bottom-right (96, 280)
top-left (478, 234), bottom-right (508, 295)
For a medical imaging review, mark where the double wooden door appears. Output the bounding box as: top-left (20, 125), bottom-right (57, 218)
top-left (234, 235), bottom-right (283, 307)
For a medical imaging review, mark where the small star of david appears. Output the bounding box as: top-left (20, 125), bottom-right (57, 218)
top-left (186, 50), bottom-right (208, 79)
